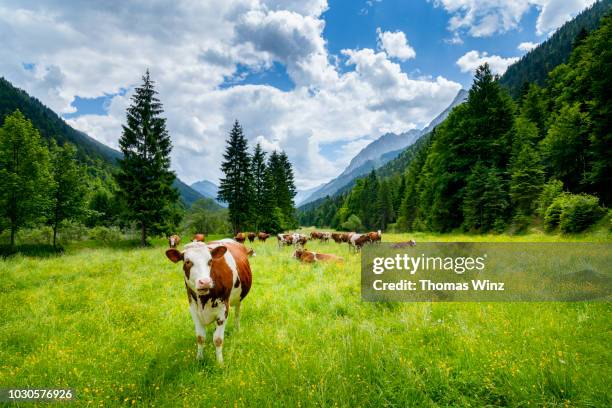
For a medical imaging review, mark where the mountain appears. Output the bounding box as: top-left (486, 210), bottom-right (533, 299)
top-left (300, 88), bottom-right (468, 205)
top-left (191, 179), bottom-right (219, 199)
top-left (295, 183), bottom-right (325, 206)
top-left (500, 0), bottom-right (612, 98)
top-left (0, 77), bottom-right (203, 207)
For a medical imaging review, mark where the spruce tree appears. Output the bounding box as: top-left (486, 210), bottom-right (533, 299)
top-left (267, 151), bottom-right (297, 230)
top-left (0, 110), bottom-right (51, 246)
top-left (250, 143), bottom-right (267, 230)
top-left (376, 180), bottom-right (394, 230)
top-left (510, 145), bottom-right (545, 217)
top-left (49, 141), bottom-right (86, 248)
top-left (116, 71), bottom-right (178, 246)
top-left (217, 120), bottom-right (252, 233)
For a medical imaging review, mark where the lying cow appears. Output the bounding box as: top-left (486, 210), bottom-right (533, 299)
top-left (247, 232), bottom-right (256, 243)
top-left (368, 230), bottom-right (382, 244)
top-left (257, 232), bottom-right (270, 242)
top-left (169, 234), bottom-right (181, 248)
top-left (349, 233), bottom-right (371, 252)
top-left (234, 233), bottom-right (246, 244)
top-left (165, 239), bottom-right (252, 364)
top-left (293, 248), bottom-right (343, 263)
top-left (392, 240), bottom-right (416, 249)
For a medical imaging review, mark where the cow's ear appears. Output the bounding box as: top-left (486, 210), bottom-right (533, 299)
top-left (166, 249), bottom-right (184, 263)
top-left (210, 245), bottom-right (227, 260)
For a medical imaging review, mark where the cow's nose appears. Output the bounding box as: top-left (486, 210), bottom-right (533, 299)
top-left (196, 277), bottom-right (212, 289)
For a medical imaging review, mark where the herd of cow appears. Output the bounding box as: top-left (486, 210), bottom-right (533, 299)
top-left (164, 229), bottom-right (389, 364)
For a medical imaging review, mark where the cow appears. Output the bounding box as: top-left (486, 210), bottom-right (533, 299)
top-left (257, 232), bottom-right (270, 242)
top-left (331, 233), bottom-right (343, 243)
top-left (349, 233), bottom-right (371, 252)
top-left (277, 233), bottom-right (294, 248)
top-left (169, 234), bottom-right (181, 248)
top-left (368, 230), bottom-right (382, 244)
top-left (193, 233), bottom-right (205, 242)
top-left (320, 232), bottom-right (331, 243)
top-left (234, 233), bottom-right (246, 244)
top-left (341, 232), bottom-right (355, 243)
top-left (247, 232), bottom-right (256, 243)
top-left (392, 240), bottom-right (416, 249)
top-left (310, 231), bottom-right (323, 240)
top-left (165, 239), bottom-right (252, 364)
top-left (293, 248), bottom-right (343, 263)
top-left (292, 233), bottom-right (308, 247)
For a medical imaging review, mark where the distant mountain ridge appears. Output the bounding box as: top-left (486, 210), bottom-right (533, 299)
top-left (0, 77), bottom-right (204, 207)
top-left (299, 88), bottom-right (468, 205)
top-left (190, 180), bottom-right (227, 207)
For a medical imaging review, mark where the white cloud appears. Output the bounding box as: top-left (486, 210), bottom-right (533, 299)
top-left (518, 41), bottom-right (538, 52)
top-left (376, 28), bottom-right (416, 60)
top-left (456, 50), bottom-right (519, 75)
top-left (0, 0), bottom-right (460, 189)
top-left (431, 0), bottom-right (595, 37)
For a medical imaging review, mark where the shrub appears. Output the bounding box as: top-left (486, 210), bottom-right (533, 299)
top-left (17, 226), bottom-right (53, 245)
top-left (537, 179), bottom-right (564, 217)
top-left (58, 220), bottom-right (88, 243)
top-left (544, 193), bottom-right (604, 233)
top-left (89, 226), bottom-right (122, 243)
top-left (341, 215), bottom-right (364, 231)
top-left (558, 194), bottom-right (604, 233)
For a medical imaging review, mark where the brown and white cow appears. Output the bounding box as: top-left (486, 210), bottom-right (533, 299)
top-left (293, 248), bottom-right (343, 263)
top-left (169, 234), bottom-right (181, 248)
top-left (277, 233), bottom-right (294, 248)
top-left (257, 232), bottom-right (270, 242)
top-left (310, 231), bottom-right (323, 240)
top-left (392, 240), bottom-right (416, 249)
top-left (234, 233), bottom-right (246, 244)
top-left (349, 233), bottom-right (371, 252)
top-left (320, 232), bottom-right (331, 243)
top-left (368, 230), bottom-right (382, 244)
top-left (165, 239), bottom-right (252, 364)
top-left (341, 232), bottom-right (355, 243)
top-left (331, 233), bottom-right (343, 243)
top-left (193, 233), bottom-right (205, 242)
top-left (247, 232), bottom-right (256, 243)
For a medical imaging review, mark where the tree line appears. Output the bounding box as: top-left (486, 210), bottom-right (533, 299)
top-left (217, 120), bottom-right (298, 234)
top-left (300, 14), bottom-right (611, 234)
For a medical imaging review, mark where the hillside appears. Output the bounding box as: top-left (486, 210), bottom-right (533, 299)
top-left (500, 0), bottom-right (612, 98)
top-left (301, 89), bottom-right (468, 206)
top-left (0, 77), bottom-right (203, 207)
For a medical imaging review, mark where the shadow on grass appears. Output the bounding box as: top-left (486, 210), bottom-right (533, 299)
top-left (0, 244), bottom-right (64, 258)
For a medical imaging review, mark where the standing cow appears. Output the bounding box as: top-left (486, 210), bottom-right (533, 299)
top-left (234, 233), bottom-right (246, 244)
top-left (247, 232), bottom-right (256, 243)
top-left (168, 234), bottom-right (181, 248)
top-left (257, 232), bottom-right (270, 242)
top-left (165, 239), bottom-right (252, 364)
top-left (368, 230), bottom-right (382, 244)
top-left (277, 233), bottom-right (294, 248)
top-left (349, 233), bottom-right (371, 252)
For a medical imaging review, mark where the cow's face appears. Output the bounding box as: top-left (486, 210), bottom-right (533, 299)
top-left (166, 242), bottom-right (227, 294)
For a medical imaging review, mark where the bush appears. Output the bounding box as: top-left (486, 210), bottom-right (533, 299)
top-left (558, 194), bottom-right (604, 233)
top-left (544, 193), bottom-right (604, 233)
top-left (89, 226), bottom-right (122, 243)
top-left (537, 179), bottom-right (564, 217)
top-left (341, 215), bottom-right (364, 231)
top-left (58, 220), bottom-right (88, 243)
top-left (17, 226), bottom-right (53, 245)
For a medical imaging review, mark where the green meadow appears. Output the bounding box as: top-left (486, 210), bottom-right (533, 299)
top-left (1, 232), bottom-right (611, 407)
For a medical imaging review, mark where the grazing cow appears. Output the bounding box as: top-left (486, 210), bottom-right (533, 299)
top-left (368, 230), bottom-right (382, 244)
top-left (331, 233), bottom-right (343, 243)
top-left (349, 233), bottom-right (371, 252)
top-left (257, 232), bottom-right (270, 242)
top-left (277, 233), bottom-right (294, 248)
top-left (165, 239), bottom-right (252, 364)
top-left (320, 232), bottom-right (331, 243)
top-left (292, 233), bottom-right (308, 247)
top-left (293, 248), bottom-right (343, 263)
top-left (193, 233), bottom-right (205, 242)
top-left (392, 240), bottom-right (416, 249)
top-left (310, 231), bottom-right (323, 240)
top-left (247, 232), bottom-right (256, 243)
top-left (169, 234), bottom-right (181, 248)
top-left (341, 232), bottom-right (355, 243)
top-left (234, 233), bottom-right (246, 244)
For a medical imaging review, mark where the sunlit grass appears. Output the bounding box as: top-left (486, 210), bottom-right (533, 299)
top-left (0, 232), bottom-right (610, 406)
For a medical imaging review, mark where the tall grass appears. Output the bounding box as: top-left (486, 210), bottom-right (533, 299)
top-left (0, 232), bottom-right (610, 406)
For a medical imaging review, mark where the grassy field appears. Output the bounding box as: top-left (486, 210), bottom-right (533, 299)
top-left (1, 232), bottom-right (611, 407)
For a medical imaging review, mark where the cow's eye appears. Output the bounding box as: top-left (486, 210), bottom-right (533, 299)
top-left (185, 260), bottom-right (193, 267)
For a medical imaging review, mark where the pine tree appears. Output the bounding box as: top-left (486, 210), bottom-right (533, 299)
top-left (116, 71), bottom-right (178, 246)
top-left (250, 143), bottom-right (267, 231)
top-left (509, 145), bottom-right (545, 217)
top-left (375, 180), bottom-right (394, 230)
top-left (218, 120), bottom-right (252, 233)
top-left (49, 141), bottom-right (86, 248)
top-left (267, 151), bottom-right (297, 230)
top-left (259, 166), bottom-right (283, 233)
top-left (463, 162), bottom-right (508, 232)
top-left (0, 110), bottom-right (51, 246)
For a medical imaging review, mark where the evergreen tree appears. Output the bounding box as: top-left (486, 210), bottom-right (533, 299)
top-left (218, 120), bottom-right (252, 233)
top-left (509, 145), bottom-right (545, 217)
top-left (463, 162), bottom-right (508, 232)
top-left (267, 151), bottom-right (297, 230)
top-left (49, 141), bottom-right (86, 248)
top-left (250, 143), bottom-right (267, 230)
top-left (0, 110), bottom-right (51, 246)
top-left (376, 180), bottom-right (394, 230)
top-left (116, 71), bottom-right (178, 246)
top-left (259, 166), bottom-right (283, 233)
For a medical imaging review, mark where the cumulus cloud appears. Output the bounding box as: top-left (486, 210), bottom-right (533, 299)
top-left (431, 0), bottom-right (595, 37)
top-left (456, 50), bottom-right (519, 75)
top-left (0, 0), bottom-right (461, 190)
top-left (518, 41), bottom-right (538, 52)
top-left (376, 28), bottom-right (416, 60)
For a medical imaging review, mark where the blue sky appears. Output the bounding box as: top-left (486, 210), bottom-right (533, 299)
top-left (0, 0), bottom-right (595, 188)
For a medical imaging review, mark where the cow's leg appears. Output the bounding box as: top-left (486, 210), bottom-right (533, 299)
top-left (214, 303), bottom-right (229, 365)
top-left (234, 301), bottom-right (241, 331)
top-left (189, 304), bottom-right (206, 360)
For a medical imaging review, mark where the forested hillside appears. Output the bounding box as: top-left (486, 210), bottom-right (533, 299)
top-left (500, 0), bottom-right (611, 98)
top-left (299, 12), bottom-right (611, 234)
